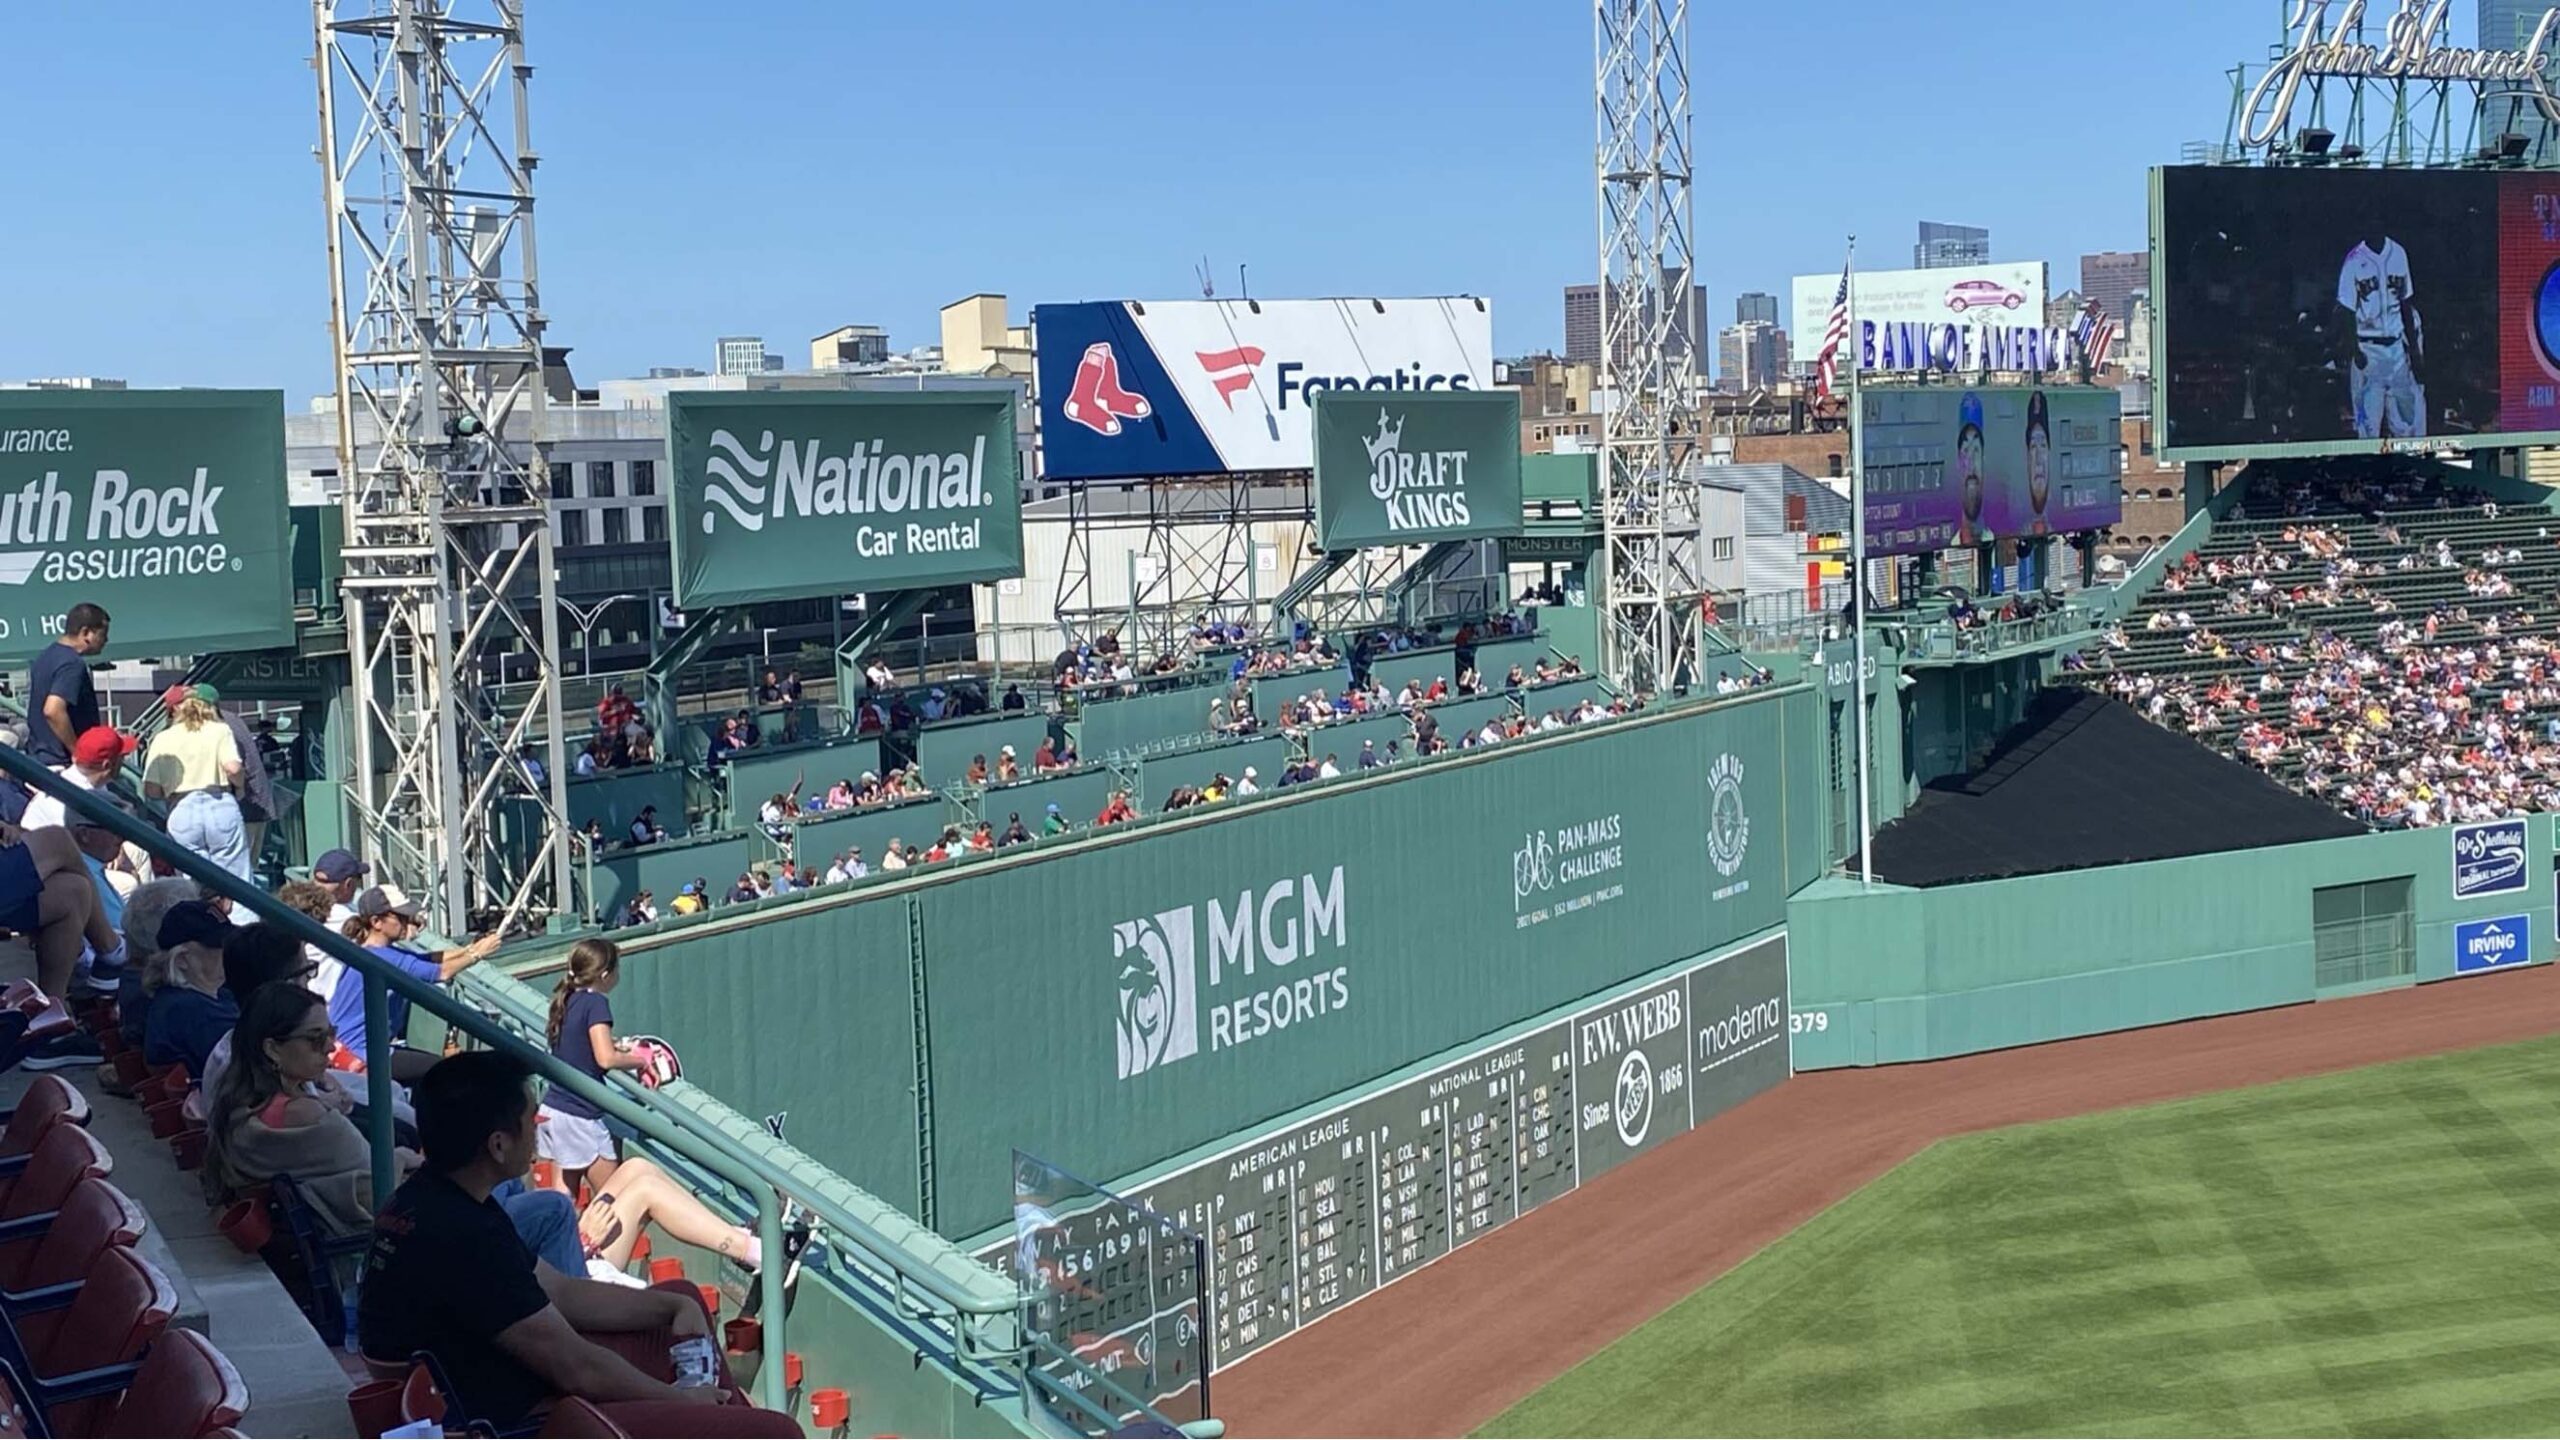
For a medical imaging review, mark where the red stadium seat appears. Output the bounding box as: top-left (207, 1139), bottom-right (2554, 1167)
top-left (8, 1245), bottom-right (174, 1436)
top-left (98, 1329), bottom-right (248, 1438)
top-left (0, 1126), bottom-right (109, 1227)
top-left (3, 1178), bottom-right (143, 1299)
top-left (0, 1079), bottom-right (87, 1164)
top-left (538, 1397), bottom-right (632, 1437)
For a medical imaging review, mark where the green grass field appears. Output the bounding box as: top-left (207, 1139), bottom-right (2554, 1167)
top-left (1481, 1035), bottom-right (2560, 1438)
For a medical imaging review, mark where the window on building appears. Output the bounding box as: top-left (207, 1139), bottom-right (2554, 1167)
top-left (558, 508), bottom-right (588, 548)
top-left (643, 506), bottom-right (666, 543)
top-left (631, 459), bottom-right (656, 496)
top-left (587, 461), bottom-right (616, 498)
top-left (2311, 879), bottom-right (2414, 990)
top-left (602, 507), bottom-right (628, 545)
top-left (1710, 536), bottom-right (1735, 561)
top-left (1827, 453), bottom-right (1844, 478)
top-left (1564, 398), bottom-right (1578, 414)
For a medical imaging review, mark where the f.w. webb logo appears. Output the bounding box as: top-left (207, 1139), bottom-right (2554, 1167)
top-left (1112, 867), bottom-right (1352, 1080)
top-left (1362, 408), bottom-right (1475, 533)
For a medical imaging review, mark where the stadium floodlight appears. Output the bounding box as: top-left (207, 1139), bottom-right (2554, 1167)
top-left (2337, 143), bottom-right (2365, 164)
top-left (2500, 131), bottom-right (2532, 164)
top-left (2296, 127), bottom-right (2333, 159)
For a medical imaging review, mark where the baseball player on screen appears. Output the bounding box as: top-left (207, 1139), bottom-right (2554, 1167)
top-left (2337, 232), bottom-right (2425, 439)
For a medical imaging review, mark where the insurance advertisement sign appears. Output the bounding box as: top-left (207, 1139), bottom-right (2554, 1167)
top-left (1033, 297), bottom-right (1496, 480)
top-left (0, 390), bottom-right (291, 662)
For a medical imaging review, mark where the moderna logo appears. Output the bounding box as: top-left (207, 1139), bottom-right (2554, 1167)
top-left (1196, 346), bottom-right (1267, 409)
top-left (1111, 867), bottom-right (1352, 1081)
top-left (1063, 343), bottom-right (1151, 437)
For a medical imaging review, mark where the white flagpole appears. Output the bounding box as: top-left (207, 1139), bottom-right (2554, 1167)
top-left (1846, 236), bottom-right (1874, 889)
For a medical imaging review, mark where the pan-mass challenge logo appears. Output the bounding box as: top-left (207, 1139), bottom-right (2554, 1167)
top-left (696, 426), bottom-right (993, 560)
top-left (0, 429), bottom-right (243, 585)
top-left (1112, 866), bottom-right (1351, 1080)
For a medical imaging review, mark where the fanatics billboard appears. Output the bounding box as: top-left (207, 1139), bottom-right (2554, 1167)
top-left (1033, 297), bottom-right (1496, 480)
top-left (666, 391), bottom-right (1023, 607)
top-left (0, 390), bottom-right (292, 663)
top-left (1311, 389), bottom-right (1523, 551)
top-left (1789, 262), bottom-right (2060, 377)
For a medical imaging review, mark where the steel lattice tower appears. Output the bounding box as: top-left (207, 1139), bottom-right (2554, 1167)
top-left (1594, 0), bottom-right (1704, 695)
top-left (314, 0), bottom-right (572, 933)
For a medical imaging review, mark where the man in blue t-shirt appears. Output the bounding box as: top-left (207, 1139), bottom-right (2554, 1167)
top-left (25, 603), bottom-right (109, 769)
top-left (329, 885), bottom-right (501, 1082)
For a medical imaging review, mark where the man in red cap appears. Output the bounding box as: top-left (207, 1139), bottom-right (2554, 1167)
top-left (21, 726), bottom-right (133, 833)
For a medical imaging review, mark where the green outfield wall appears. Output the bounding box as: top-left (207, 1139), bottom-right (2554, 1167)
top-left (512, 685), bottom-right (1827, 1241)
top-left (1785, 819), bottom-right (2554, 1069)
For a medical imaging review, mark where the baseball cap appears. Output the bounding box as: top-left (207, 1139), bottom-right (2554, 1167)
top-left (313, 848), bottom-right (369, 884)
top-left (157, 900), bottom-right (231, 953)
top-left (71, 726), bottom-right (136, 769)
top-left (159, 684), bottom-right (192, 710)
top-left (1046, 802), bottom-right (1061, 814)
top-left (192, 683), bottom-right (220, 704)
top-left (353, 885), bottom-right (424, 923)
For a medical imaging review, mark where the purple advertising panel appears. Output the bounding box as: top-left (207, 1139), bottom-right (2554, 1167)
top-left (1856, 384), bottom-right (2120, 559)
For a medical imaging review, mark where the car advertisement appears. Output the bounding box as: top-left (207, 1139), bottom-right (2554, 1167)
top-left (1032, 298), bottom-right (1496, 480)
top-left (1789, 262), bottom-right (2052, 378)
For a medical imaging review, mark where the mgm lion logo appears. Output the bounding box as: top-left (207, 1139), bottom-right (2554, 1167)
top-left (1112, 912), bottom-right (1199, 1080)
top-left (1707, 752), bottom-right (1750, 879)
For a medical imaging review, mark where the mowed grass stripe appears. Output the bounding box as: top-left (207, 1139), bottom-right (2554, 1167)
top-left (1479, 1032), bottom-right (2560, 1438)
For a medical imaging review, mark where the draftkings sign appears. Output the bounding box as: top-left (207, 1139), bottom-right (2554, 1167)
top-left (1311, 389), bottom-right (1523, 551)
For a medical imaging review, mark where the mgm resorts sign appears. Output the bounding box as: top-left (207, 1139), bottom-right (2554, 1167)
top-left (2243, 0), bottom-right (2560, 150)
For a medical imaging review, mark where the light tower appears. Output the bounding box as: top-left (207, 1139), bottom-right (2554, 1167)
top-left (1594, 0), bottom-right (1705, 695)
top-left (313, 0), bottom-right (573, 933)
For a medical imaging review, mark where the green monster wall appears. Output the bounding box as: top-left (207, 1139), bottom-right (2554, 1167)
top-left (531, 686), bottom-right (1828, 1240)
top-left (1785, 821), bottom-right (2554, 1069)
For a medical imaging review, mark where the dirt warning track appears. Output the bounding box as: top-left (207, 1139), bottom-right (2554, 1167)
top-left (1213, 965), bottom-right (2560, 1437)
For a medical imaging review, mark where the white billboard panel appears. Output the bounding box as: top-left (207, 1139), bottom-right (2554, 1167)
top-left (1034, 298), bottom-right (1495, 479)
top-left (1790, 262), bottom-right (2051, 373)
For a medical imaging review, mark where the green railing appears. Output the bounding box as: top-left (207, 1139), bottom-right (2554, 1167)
top-left (0, 743), bottom-right (1204, 1438)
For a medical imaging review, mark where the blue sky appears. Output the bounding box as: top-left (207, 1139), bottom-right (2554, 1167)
top-left (2, 2), bottom-right (2293, 394)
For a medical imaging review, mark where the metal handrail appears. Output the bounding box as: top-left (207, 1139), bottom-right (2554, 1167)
top-left (0, 743), bottom-right (1047, 1422)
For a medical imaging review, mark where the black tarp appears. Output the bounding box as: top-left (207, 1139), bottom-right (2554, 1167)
top-left (1859, 689), bottom-right (2366, 888)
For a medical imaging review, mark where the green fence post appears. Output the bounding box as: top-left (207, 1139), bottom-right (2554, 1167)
top-left (364, 972), bottom-right (396, 1202)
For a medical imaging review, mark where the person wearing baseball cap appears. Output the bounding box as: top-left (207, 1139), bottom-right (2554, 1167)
top-left (141, 684), bottom-right (250, 881)
top-left (311, 848), bottom-right (371, 928)
top-left (20, 725), bottom-right (134, 833)
top-left (327, 885), bottom-right (501, 1081)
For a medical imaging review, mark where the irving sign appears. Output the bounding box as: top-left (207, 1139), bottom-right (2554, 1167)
top-left (0, 391), bottom-right (291, 664)
top-left (1311, 389), bottom-right (1523, 552)
top-left (667, 390), bottom-right (1025, 607)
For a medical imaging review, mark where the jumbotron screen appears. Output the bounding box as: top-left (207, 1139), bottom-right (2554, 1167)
top-left (2156, 164), bottom-right (2560, 459)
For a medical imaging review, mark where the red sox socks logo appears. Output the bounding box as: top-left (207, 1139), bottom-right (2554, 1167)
top-left (1064, 343), bottom-right (1151, 437)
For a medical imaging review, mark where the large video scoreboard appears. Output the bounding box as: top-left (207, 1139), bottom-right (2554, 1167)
top-left (983, 936), bottom-right (1791, 1371)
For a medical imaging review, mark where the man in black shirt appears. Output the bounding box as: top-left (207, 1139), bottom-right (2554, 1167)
top-left (359, 1051), bottom-right (797, 1435)
top-left (27, 603), bottom-right (109, 768)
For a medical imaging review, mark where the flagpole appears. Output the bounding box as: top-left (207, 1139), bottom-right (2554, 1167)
top-left (1846, 234), bottom-right (1874, 889)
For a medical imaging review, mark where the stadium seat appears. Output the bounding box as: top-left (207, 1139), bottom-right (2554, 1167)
top-left (270, 1173), bottom-right (369, 1340)
top-left (0, 1179), bottom-right (143, 1302)
top-left (0, 1081), bottom-right (89, 1167)
top-left (0, 1245), bottom-right (174, 1437)
top-left (0, 1127), bottom-right (109, 1235)
top-left (97, 1329), bottom-right (248, 1439)
top-left (537, 1397), bottom-right (630, 1437)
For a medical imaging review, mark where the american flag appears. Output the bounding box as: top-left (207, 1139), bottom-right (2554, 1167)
top-left (2073, 300), bottom-right (2119, 374)
top-left (1813, 258), bottom-right (1852, 401)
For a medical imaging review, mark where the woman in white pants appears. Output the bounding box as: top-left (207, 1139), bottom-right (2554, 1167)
top-left (142, 687), bottom-right (251, 882)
